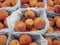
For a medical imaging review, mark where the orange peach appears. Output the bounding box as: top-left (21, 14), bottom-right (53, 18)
top-left (54, 16), bottom-right (60, 21)
top-left (4, 19), bottom-right (8, 28)
top-left (48, 17), bottom-right (55, 27)
top-left (54, 0), bottom-right (60, 5)
top-left (0, 10), bottom-right (9, 20)
top-left (21, 0), bottom-right (29, 4)
top-left (25, 19), bottom-right (33, 28)
top-left (19, 34), bottom-right (32, 45)
top-left (48, 7), bottom-right (54, 11)
top-left (0, 22), bottom-right (4, 29)
top-left (25, 10), bottom-right (35, 19)
top-left (10, 0), bottom-right (17, 6)
top-left (56, 19), bottom-right (60, 28)
top-left (0, 0), bottom-right (3, 2)
top-left (29, 0), bottom-right (38, 7)
top-left (53, 39), bottom-right (60, 45)
top-left (9, 39), bottom-right (20, 45)
top-left (14, 21), bottom-right (26, 32)
top-left (2, 1), bottom-right (10, 7)
top-left (0, 35), bottom-right (7, 45)
top-left (34, 17), bottom-right (45, 29)
top-left (36, 2), bottom-right (44, 8)
top-left (45, 37), bottom-right (52, 45)
top-left (29, 42), bottom-right (38, 45)
top-left (47, 27), bottom-right (54, 33)
top-left (22, 4), bottom-right (29, 8)
top-left (31, 27), bottom-right (38, 31)
top-left (47, 0), bottom-right (54, 7)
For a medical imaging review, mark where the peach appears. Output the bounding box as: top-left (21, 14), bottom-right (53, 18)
top-left (34, 17), bottom-right (45, 29)
top-left (54, 16), bottom-right (60, 21)
top-left (36, 2), bottom-right (44, 8)
top-left (56, 19), bottom-right (60, 28)
top-left (48, 17), bottom-right (55, 27)
top-left (48, 7), bottom-right (54, 11)
top-left (45, 37), bottom-right (52, 45)
top-left (21, 0), bottom-right (29, 4)
top-left (53, 39), bottom-right (60, 45)
top-left (22, 4), bottom-right (29, 8)
top-left (0, 3), bottom-right (2, 8)
top-left (4, 19), bottom-right (8, 28)
top-left (2, 1), bottom-right (10, 7)
top-left (0, 22), bottom-right (4, 29)
top-left (25, 10), bottom-right (35, 19)
top-left (54, 5), bottom-right (60, 14)
top-left (9, 39), bottom-right (20, 45)
top-left (0, 35), bottom-right (7, 45)
top-left (19, 34), bottom-right (32, 45)
top-left (14, 21), bottom-right (26, 32)
top-left (0, 10), bottom-right (9, 20)
top-left (47, 27), bottom-right (54, 33)
top-left (30, 27), bottom-right (38, 31)
top-left (54, 0), bottom-right (60, 5)
top-left (10, 0), bottom-right (17, 6)
top-left (0, 0), bottom-right (3, 2)
top-left (29, 42), bottom-right (38, 45)
top-left (47, 0), bottom-right (54, 7)
top-left (29, 0), bottom-right (38, 7)
top-left (55, 28), bottom-right (60, 32)
top-left (25, 19), bottom-right (33, 28)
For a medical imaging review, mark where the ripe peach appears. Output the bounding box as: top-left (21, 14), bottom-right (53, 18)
top-left (14, 21), bottom-right (26, 32)
top-left (55, 28), bottom-right (60, 32)
top-left (4, 19), bottom-right (8, 28)
top-left (30, 27), bottom-right (38, 31)
top-left (47, 27), bottom-right (54, 33)
top-left (54, 0), bottom-right (60, 5)
top-left (36, 2), bottom-right (44, 8)
top-left (22, 4), bottom-right (29, 8)
top-left (29, 0), bottom-right (38, 7)
top-left (0, 22), bottom-right (4, 29)
top-left (9, 39), bottom-right (20, 45)
top-left (29, 42), bottom-right (38, 45)
top-left (0, 0), bottom-right (3, 2)
top-left (34, 17), bottom-right (45, 29)
top-left (54, 5), bottom-right (60, 14)
top-left (47, 0), bottom-right (54, 7)
top-left (19, 34), bottom-right (32, 45)
top-left (56, 19), bottom-right (60, 28)
top-left (0, 35), bottom-right (7, 45)
top-left (45, 37), bottom-right (52, 45)
top-left (0, 10), bottom-right (9, 20)
top-left (48, 7), bottom-right (54, 11)
top-left (25, 19), bottom-right (33, 28)
top-left (21, 0), bottom-right (29, 4)
top-left (25, 10), bottom-right (35, 19)
top-left (48, 17), bottom-right (55, 27)
top-left (10, 0), bottom-right (17, 6)
top-left (54, 16), bottom-right (60, 21)
top-left (2, 1), bottom-right (10, 7)
top-left (53, 39), bottom-right (60, 45)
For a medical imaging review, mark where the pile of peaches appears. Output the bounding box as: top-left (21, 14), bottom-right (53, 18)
top-left (14, 10), bottom-right (46, 32)
top-left (9, 34), bottom-right (38, 45)
top-left (21, 0), bottom-right (44, 8)
top-left (45, 36), bottom-right (60, 45)
top-left (47, 16), bottom-right (60, 33)
top-left (0, 10), bottom-right (9, 30)
top-left (0, 0), bottom-right (17, 8)
top-left (47, 0), bottom-right (60, 14)
top-left (0, 34), bottom-right (7, 45)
